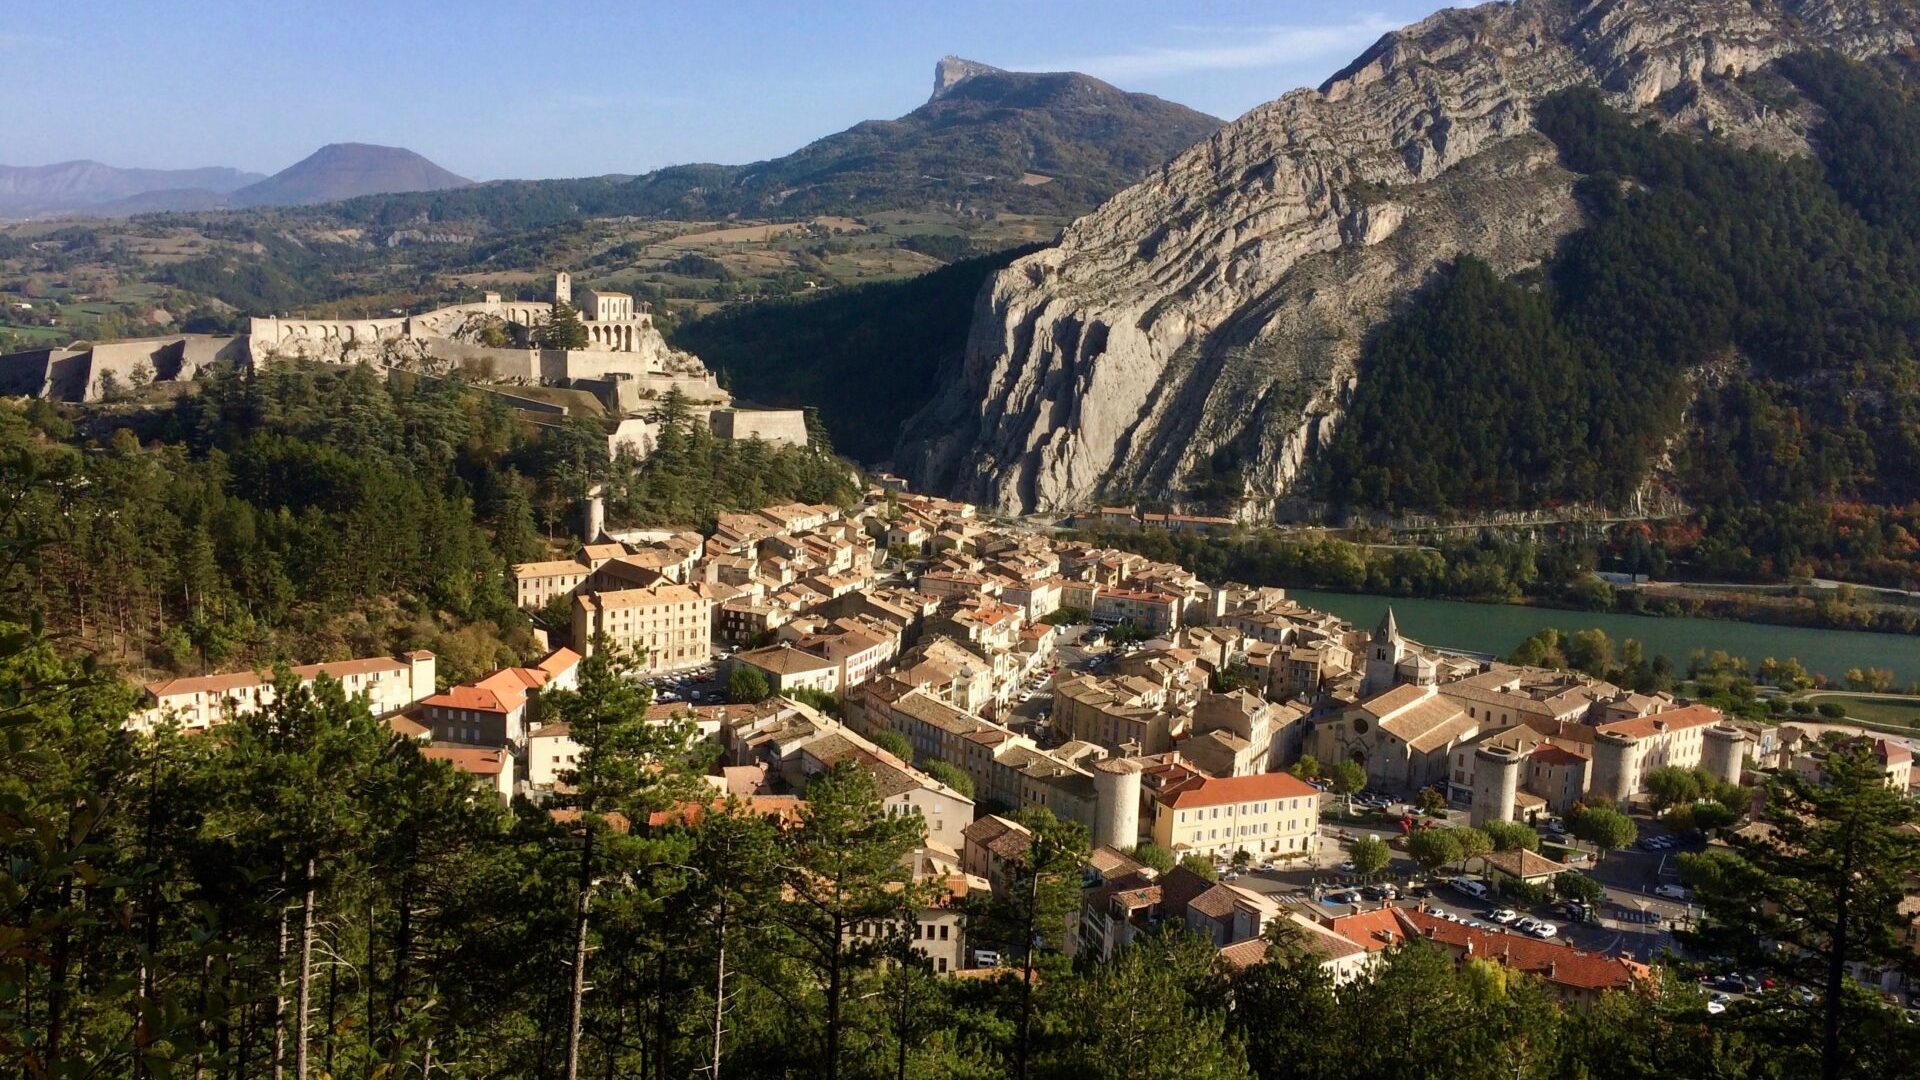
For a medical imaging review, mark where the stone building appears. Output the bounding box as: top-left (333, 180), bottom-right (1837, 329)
top-left (571, 583), bottom-right (713, 671)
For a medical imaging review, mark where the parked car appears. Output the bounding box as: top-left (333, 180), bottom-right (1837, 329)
top-left (1707, 995), bottom-right (1729, 1015)
top-left (1450, 878), bottom-right (1489, 899)
top-left (1487, 908), bottom-right (1521, 925)
top-left (972, 950), bottom-right (1001, 968)
top-left (1653, 884), bottom-right (1693, 901)
top-left (1524, 920), bottom-right (1558, 939)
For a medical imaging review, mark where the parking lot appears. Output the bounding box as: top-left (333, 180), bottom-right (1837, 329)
top-left (640, 660), bottom-right (725, 705)
top-left (1219, 806), bottom-right (1705, 965)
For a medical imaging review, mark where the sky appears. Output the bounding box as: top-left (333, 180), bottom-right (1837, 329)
top-left (2, 1), bottom-right (1451, 181)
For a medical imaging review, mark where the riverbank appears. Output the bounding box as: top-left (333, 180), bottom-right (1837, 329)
top-left (1076, 524), bottom-right (1920, 639)
top-left (1286, 589), bottom-right (1919, 686)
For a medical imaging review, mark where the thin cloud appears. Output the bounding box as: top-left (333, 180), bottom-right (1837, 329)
top-left (1030, 15), bottom-right (1403, 81)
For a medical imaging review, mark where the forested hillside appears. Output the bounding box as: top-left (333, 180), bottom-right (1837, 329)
top-left (673, 246), bottom-right (1040, 462)
top-left (305, 70), bottom-right (1217, 229)
top-left (0, 368), bottom-right (857, 682)
top-left (1323, 53), bottom-right (1920, 517)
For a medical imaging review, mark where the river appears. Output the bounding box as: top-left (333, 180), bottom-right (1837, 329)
top-left (1285, 589), bottom-right (1919, 685)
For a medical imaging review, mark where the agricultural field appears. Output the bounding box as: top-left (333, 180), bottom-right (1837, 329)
top-left (0, 205), bottom-right (1064, 351)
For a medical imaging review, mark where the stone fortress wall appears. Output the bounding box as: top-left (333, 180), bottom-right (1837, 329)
top-left (710, 407), bottom-right (810, 449)
top-left (0, 334), bottom-right (251, 403)
top-left (1, 272), bottom-right (805, 451)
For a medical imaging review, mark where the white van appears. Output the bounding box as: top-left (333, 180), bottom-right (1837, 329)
top-left (1450, 878), bottom-right (1489, 899)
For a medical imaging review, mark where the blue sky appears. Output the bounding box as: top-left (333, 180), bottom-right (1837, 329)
top-left (3, 1), bottom-right (1450, 180)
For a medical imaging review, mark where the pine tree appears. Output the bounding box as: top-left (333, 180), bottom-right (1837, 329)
top-left (1680, 741), bottom-right (1920, 1080)
top-left (539, 300), bottom-right (590, 350)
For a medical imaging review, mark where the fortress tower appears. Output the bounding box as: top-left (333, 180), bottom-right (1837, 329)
top-left (1092, 758), bottom-right (1143, 851)
top-left (1702, 724), bottom-right (1746, 788)
top-left (1589, 731), bottom-right (1639, 806)
top-left (1470, 744), bottom-right (1523, 827)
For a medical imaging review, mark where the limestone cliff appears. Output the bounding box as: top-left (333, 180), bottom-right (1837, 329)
top-left (897, 0), bottom-right (1920, 515)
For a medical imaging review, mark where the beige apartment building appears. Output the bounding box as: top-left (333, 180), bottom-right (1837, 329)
top-left (134, 651), bottom-right (437, 732)
top-left (1146, 769), bottom-right (1321, 862)
top-left (513, 558), bottom-right (591, 611)
top-left (572, 584), bottom-right (713, 671)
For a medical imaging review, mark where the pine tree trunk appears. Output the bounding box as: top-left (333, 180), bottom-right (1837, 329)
top-left (709, 895), bottom-right (728, 1080)
top-left (654, 949), bottom-right (670, 1080)
top-left (389, 875), bottom-right (414, 1061)
top-left (274, 888), bottom-right (289, 1080)
top-left (324, 954), bottom-right (337, 1080)
top-left (296, 858), bottom-right (316, 1080)
top-left (1017, 866), bottom-right (1040, 1080)
top-left (43, 876), bottom-right (73, 1073)
top-left (825, 913), bottom-right (843, 1080)
top-left (565, 828), bottom-right (595, 1080)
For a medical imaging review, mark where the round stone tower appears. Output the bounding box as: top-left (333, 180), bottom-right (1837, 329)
top-left (1470, 744), bottom-right (1523, 827)
top-left (1092, 758), bottom-right (1143, 852)
top-left (1589, 731), bottom-right (1639, 807)
top-left (1702, 724), bottom-right (1746, 788)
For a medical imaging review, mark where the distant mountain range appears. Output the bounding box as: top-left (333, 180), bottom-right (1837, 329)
top-left (5, 60), bottom-right (1213, 226)
top-left (0, 143), bottom-right (470, 218)
top-left (0, 162), bottom-right (265, 217)
top-left (301, 57), bottom-right (1224, 228)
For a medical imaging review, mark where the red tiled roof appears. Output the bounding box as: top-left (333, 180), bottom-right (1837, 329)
top-left (1395, 909), bottom-right (1649, 991)
top-left (421, 745), bottom-right (508, 776)
top-left (1595, 703), bottom-right (1721, 741)
top-left (1155, 770), bottom-right (1319, 809)
top-left (1325, 907), bottom-right (1409, 953)
top-left (1529, 744), bottom-right (1589, 766)
top-left (422, 684), bottom-right (522, 714)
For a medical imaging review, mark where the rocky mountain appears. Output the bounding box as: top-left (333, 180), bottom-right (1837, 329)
top-left (0, 161), bottom-right (263, 217)
top-left (898, 0), bottom-right (1920, 515)
top-left (230, 143), bottom-right (470, 208)
top-left (317, 59), bottom-right (1221, 228)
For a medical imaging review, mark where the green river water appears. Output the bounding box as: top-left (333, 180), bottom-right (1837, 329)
top-left (1285, 589), bottom-right (1919, 685)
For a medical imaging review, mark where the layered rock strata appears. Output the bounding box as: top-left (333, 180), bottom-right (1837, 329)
top-left (898, 0), bottom-right (1920, 514)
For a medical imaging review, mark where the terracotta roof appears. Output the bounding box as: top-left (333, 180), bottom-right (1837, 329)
top-left (1217, 938), bottom-right (1271, 970)
top-left (421, 684), bottom-right (523, 714)
top-left (1154, 770), bottom-right (1318, 810)
top-left (513, 558), bottom-right (590, 579)
top-left (647, 795), bottom-right (807, 829)
top-left (1186, 883), bottom-right (1242, 921)
top-left (1396, 909), bottom-right (1649, 991)
top-left (1088, 845), bottom-right (1148, 880)
top-left (1326, 907), bottom-right (1409, 952)
top-left (737, 645), bottom-right (838, 675)
top-left (1155, 866), bottom-right (1216, 917)
top-left (421, 744), bottom-right (508, 776)
top-left (1483, 848), bottom-right (1572, 880)
top-left (144, 653), bottom-right (422, 699)
top-left (536, 648), bottom-right (582, 678)
top-left (1595, 703), bottom-right (1722, 741)
top-left (1529, 744), bottom-right (1588, 766)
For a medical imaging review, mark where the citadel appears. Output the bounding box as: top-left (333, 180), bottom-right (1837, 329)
top-left (0, 271), bottom-right (809, 451)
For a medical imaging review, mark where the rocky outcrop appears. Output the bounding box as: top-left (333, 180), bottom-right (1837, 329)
top-left (898, 0), bottom-right (1920, 515)
top-left (931, 56), bottom-right (1006, 100)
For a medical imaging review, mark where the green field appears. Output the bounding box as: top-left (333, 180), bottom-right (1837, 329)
top-left (1802, 693), bottom-right (1920, 730)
